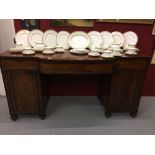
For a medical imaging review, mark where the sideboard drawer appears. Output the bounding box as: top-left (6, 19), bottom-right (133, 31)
top-left (40, 63), bottom-right (113, 74)
top-left (1, 59), bottom-right (39, 70)
top-left (115, 59), bottom-right (149, 71)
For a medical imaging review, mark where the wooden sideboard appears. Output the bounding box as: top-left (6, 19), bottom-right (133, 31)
top-left (0, 51), bottom-right (150, 120)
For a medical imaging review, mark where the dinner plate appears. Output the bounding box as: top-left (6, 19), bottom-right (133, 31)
top-left (68, 31), bottom-right (90, 49)
top-left (15, 29), bottom-right (31, 48)
top-left (123, 31), bottom-right (138, 47)
top-left (100, 31), bottom-right (113, 49)
top-left (57, 31), bottom-right (70, 49)
top-left (70, 49), bottom-right (89, 54)
top-left (43, 30), bottom-right (57, 48)
top-left (88, 51), bottom-right (100, 57)
top-left (22, 50), bottom-right (35, 55)
top-left (111, 31), bottom-right (124, 47)
top-left (88, 31), bottom-right (102, 49)
top-left (28, 29), bottom-right (44, 48)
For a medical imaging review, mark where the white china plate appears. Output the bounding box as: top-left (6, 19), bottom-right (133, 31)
top-left (42, 50), bottom-right (55, 55)
top-left (57, 31), bottom-right (70, 49)
top-left (124, 47), bottom-right (139, 52)
top-left (43, 30), bottom-right (57, 48)
top-left (111, 31), bottom-right (124, 47)
top-left (28, 29), bottom-right (44, 48)
top-left (101, 53), bottom-right (114, 58)
top-left (54, 48), bottom-right (65, 52)
top-left (123, 31), bottom-right (138, 47)
top-left (100, 31), bottom-right (113, 49)
top-left (75, 48), bottom-right (87, 52)
top-left (15, 29), bottom-right (31, 48)
top-left (68, 31), bottom-right (90, 49)
top-left (125, 50), bottom-right (138, 55)
top-left (112, 48), bottom-right (123, 52)
top-left (22, 50), bottom-right (35, 55)
top-left (32, 47), bottom-right (45, 52)
top-left (113, 51), bottom-right (123, 57)
top-left (88, 31), bottom-right (102, 49)
top-left (70, 49), bottom-right (89, 54)
top-left (9, 47), bottom-right (24, 52)
top-left (88, 51), bottom-right (100, 57)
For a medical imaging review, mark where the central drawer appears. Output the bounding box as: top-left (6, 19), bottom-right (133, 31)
top-left (40, 62), bottom-right (113, 74)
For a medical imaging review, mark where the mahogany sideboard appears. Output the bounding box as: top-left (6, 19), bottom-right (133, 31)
top-left (0, 51), bottom-right (150, 120)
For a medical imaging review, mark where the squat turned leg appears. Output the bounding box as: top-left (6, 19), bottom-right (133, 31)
top-left (39, 113), bottom-right (46, 120)
top-left (10, 114), bottom-right (18, 121)
top-left (129, 111), bottom-right (137, 118)
top-left (105, 111), bottom-right (112, 118)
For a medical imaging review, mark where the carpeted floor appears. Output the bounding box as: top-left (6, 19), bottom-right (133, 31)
top-left (0, 96), bottom-right (155, 135)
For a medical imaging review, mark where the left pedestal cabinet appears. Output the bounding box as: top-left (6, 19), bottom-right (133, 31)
top-left (0, 58), bottom-right (45, 120)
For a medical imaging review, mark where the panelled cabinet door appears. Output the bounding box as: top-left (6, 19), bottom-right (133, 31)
top-left (3, 70), bottom-right (41, 114)
top-left (109, 70), bottom-right (145, 112)
top-left (108, 59), bottom-right (149, 114)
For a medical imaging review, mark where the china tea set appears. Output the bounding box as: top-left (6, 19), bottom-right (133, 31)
top-left (9, 29), bottom-right (139, 58)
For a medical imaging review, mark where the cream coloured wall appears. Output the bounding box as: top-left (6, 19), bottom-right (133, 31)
top-left (0, 19), bottom-right (15, 96)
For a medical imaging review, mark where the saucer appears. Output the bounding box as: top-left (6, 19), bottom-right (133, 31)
top-left (112, 48), bottom-right (123, 52)
top-left (22, 50), bottom-right (35, 55)
top-left (113, 51), bottom-right (123, 57)
top-left (88, 51), bottom-right (100, 57)
top-left (124, 47), bottom-right (139, 52)
top-left (32, 47), bottom-right (45, 52)
top-left (54, 48), bottom-right (65, 53)
top-left (70, 49), bottom-right (89, 54)
top-left (9, 47), bottom-right (24, 53)
top-left (42, 50), bottom-right (55, 55)
top-left (101, 53), bottom-right (114, 58)
top-left (125, 50), bottom-right (138, 55)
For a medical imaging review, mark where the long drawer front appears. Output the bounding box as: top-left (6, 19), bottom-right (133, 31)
top-left (40, 63), bottom-right (113, 74)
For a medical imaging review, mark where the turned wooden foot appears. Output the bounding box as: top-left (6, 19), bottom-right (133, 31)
top-left (130, 111), bottom-right (137, 118)
top-left (39, 114), bottom-right (46, 120)
top-left (10, 114), bottom-right (18, 121)
top-left (105, 112), bottom-right (111, 118)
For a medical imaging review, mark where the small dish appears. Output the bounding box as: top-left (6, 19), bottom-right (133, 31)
top-left (24, 47), bottom-right (32, 50)
top-left (113, 51), bottom-right (123, 57)
top-left (42, 50), bottom-right (55, 55)
top-left (70, 49), bottom-right (89, 54)
top-left (32, 47), bottom-right (45, 52)
top-left (54, 48), bottom-right (65, 53)
top-left (75, 48), bottom-right (87, 52)
top-left (45, 46), bottom-right (53, 50)
top-left (112, 48), bottom-right (123, 52)
top-left (22, 50), bottom-right (35, 55)
top-left (101, 52), bottom-right (114, 58)
top-left (125, 50), bottom-right (138, 55)
top-left (88, 51), bottom-right (100, 57)
top-left (124, 47), bottom-right (139, 52)
top-left (9, 47), bottom-right (24, 53)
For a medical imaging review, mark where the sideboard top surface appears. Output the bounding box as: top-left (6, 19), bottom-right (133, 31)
top-left (0, 50), bottom-right (151, 63)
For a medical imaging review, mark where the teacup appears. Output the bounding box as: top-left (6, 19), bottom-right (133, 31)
top-left (15, 44), bottom-right (23, 48)
top-left (111, 43), bottom-right (121, 49)
top-left (124, 44), bottom-right (136, 49)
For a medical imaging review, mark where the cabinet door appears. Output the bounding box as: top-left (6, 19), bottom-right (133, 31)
top-left (109, 70), bottom-right (146, 112)
top-left (108, 59), bottom-right (149, 114)
top-left (3, 70), bottom-right (41, 114)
